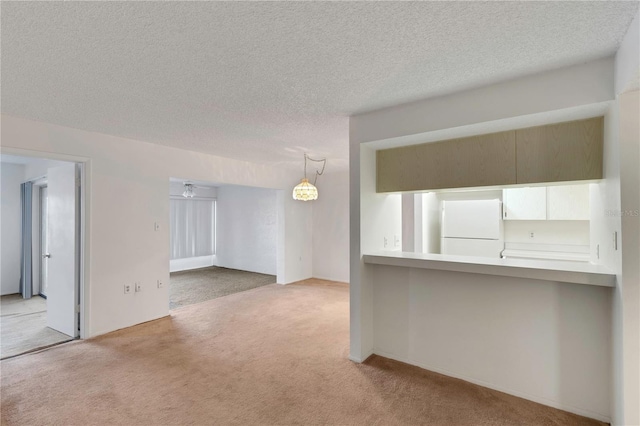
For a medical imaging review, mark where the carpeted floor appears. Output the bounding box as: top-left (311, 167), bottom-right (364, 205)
top-left (169, 266), bottom-right (276, 309)
top-left (0, 294), bottom-right (73, 360)
top-left (1, 280), bottom-right (603, 425)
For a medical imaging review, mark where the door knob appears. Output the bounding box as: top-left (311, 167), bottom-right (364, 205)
top-left (42, 253), bottom-right (51, 258)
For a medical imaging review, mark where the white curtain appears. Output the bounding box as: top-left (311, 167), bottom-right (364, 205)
top-left (170, 199), bottom-right (215, 260)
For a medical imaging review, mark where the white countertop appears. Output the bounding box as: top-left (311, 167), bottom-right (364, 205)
top-left (362, 250), bottom-right (616, 287)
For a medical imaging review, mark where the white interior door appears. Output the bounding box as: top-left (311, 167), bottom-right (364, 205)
top-left (46, 164), bottom-right (78, 337)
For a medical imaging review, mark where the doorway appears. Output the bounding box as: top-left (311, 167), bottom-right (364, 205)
top-left (168, 179), bottom-right (277, 309)
top-left (0, 154), bottom-right (84, 359)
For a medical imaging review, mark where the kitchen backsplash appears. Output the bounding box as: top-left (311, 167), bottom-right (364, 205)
top-left (503, 220), bottom-right (590, 246)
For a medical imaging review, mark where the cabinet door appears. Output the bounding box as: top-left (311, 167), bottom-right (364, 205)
top-left (503, 187), bottom-right (546, 220)
top-left (547, 184), bottom-right (590, 220)
top-left (377, 131), bottom-right (516, 192)
top-left (516, 117), bottom-right (603, 184)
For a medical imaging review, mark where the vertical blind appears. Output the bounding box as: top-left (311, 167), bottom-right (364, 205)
top-left (170, 199), bottom-right (215, 260)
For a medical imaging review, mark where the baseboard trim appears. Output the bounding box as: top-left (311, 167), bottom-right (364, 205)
top-left (348, 355), bottom-right (363, 363)
top-left (372, 349), bottom-right (610, 423)
top-left (89, 314), bottom-right (171, 339)
top-left (170, 255), bottom-right (215, 272)
top-left (311, 275), bottom-right (350, 285)
top-left (349, 348), bottom-right (374, 364)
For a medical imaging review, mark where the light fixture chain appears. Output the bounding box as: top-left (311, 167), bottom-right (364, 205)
top-left (294, 153), bottom-right (326, 201)
top-left (304, 153), bottom-right (327, 186)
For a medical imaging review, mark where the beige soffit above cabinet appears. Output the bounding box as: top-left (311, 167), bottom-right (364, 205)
top-left (376, 117), bottom-right (604, 193)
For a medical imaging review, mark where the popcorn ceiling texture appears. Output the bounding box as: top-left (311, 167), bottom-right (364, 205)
top-left (1, 2), bottom-right (637, 169)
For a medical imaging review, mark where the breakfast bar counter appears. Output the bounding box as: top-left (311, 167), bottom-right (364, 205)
top-left (363, 251), bottom-right (616, 287)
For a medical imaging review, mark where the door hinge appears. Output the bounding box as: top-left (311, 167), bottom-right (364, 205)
top-left (75, 304), bottom-right (81, 313)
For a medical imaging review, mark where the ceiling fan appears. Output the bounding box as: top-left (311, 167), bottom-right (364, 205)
top-left (181, 182), bottom-right (210, 198)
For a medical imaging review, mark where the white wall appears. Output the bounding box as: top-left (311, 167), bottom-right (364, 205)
top-left (1, 114), bottom-right (312, 337)
top-left (611, 9), bottom-right (640, 425)
top-left (504, 221), bottom-right (589, 246)
top-left (616, 89), bottom-right (640, 426)
top-left (350, 57), bottom-right (614, 145)
top-left (614, 11), bottom-right (639, 95)
top-left (349, 144), bottom-right (402, 362)
top-left (312, 170), bottom-right (350, 283)
top-left (1, 163), bottom-right (25, 295)
top-left (216, 185), bottom-right (277, 276)
top-left (350, 57), bottom-right (619, 420)
top-left (590, 106), bottom-right (622, 270)
top-left (372, 266), bottom-right (612, 421)
top-left (278, 192), bottom-right (313, 284)
top-left (24, 158), bottom-right (70, 182)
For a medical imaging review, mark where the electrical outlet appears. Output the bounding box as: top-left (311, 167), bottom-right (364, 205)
top-left (394, 235), bottom-right (400, 247)
top-left (384, 237), bottom-right (388, 248)
top-left (157, 280), bottom-right (163, 289)
top-left (529, 232), bottom-right (535, 239)
top-left (124, 284), bottom-right (131, 294)
top-left (135, 282), bottom-right (142, 292)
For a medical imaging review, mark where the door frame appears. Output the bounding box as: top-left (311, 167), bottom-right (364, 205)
top-left (39, 184), bottom-right (47, 297)
top-left (31, 179), bottom-right (48, 297)
top-left (4, 147), bottom-right (90, 339)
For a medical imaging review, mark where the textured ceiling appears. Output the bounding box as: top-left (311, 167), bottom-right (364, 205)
top-left (1, 2), bottom-right (637, 170)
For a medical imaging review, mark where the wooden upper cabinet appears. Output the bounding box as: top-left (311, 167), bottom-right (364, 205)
top-left (376, 116), bottom-right (604, 193)
top-left (377, 131), bottom-right (516, 192)
top-left (515, 117), bottom-right (603, 184)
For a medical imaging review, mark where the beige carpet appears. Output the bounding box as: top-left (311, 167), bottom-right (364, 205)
top-left (1, 280), bottom-right (603, 425)
top-left (170, 266), bottom-right (276, 309)
top-left (0, 294), bottom-right (73, 360)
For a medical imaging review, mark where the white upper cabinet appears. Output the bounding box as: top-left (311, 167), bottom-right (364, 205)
top-left (503, 184), bottom-right (590, 221)
top-left (503, 187), bottom-right (547, 220)
top-left (547, 184), bottom-right (590, 220)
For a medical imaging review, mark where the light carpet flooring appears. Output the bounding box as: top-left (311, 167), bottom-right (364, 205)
top-left (169, 266), bottom-right (276, 309)
top-left (0, 294), bottom-right (73, 360)
top-left (1, 280), bottom-right (603, 425)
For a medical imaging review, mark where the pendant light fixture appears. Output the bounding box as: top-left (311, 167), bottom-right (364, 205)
top-left (293, 153), bottom-right (326, 201)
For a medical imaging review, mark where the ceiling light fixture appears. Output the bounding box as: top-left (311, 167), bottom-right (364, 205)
top-left (293, 153), bottom-right (326, 201)
top-left (182, 183), bottom-right (195, 198)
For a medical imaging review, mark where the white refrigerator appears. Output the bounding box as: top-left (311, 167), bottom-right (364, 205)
top-left (441, 199), bottom-right (503, 258)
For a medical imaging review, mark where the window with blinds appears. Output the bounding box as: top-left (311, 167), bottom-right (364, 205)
top-left (170, 199), bottom-right (215, 260)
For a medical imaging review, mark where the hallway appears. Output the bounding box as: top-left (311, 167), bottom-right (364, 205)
top-left (0, 294), bottom-right (72, 359)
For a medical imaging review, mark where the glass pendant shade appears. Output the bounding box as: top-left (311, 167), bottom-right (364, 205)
top-left (292, 178), bottom-right (318, 201)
